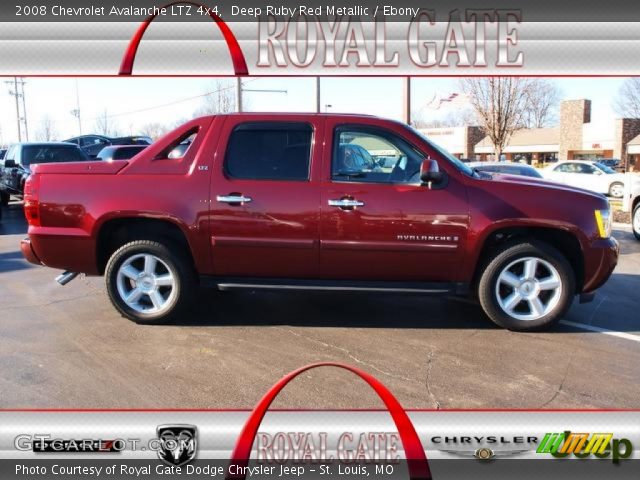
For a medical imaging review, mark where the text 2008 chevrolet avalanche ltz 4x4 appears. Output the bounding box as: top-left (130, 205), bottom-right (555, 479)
top-left (20, 114), bottom-right (619, 331)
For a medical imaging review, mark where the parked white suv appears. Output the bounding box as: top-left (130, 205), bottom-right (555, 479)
top-left (622, 174), bottom-right (640, 240)
top-left (542, 160), bottom-right (626, 198)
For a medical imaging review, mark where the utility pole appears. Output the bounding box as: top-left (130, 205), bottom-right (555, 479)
top-left (19, 78), bottom-right (29, 141)
top-left (316, 77), bottom-right (321, 113)
top-left (236, 77), bottom-right (243, 113)
top-left (71, 79), bottom-right (82, 135)
top-left (6, 77), bottom-right (22, 142)
top-left (402, 77), bottom-right (412, 125)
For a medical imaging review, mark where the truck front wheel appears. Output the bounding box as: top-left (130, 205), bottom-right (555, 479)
top-left (105, 240), bottom-right (196, 324)
top-left (478, 240), bottom-right (575, 331)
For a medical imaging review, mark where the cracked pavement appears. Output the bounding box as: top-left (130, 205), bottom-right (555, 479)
top-left (1, 202), bottom-right (639, 409)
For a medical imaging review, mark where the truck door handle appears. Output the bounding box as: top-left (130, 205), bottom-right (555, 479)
top-left (216, 194), bottom-right (252, 204)
top-left (328, 198), bottom-right (365, 210)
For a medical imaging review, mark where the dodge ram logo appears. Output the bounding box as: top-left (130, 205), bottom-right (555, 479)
top-left (157, 425), bottom-right (198, 467)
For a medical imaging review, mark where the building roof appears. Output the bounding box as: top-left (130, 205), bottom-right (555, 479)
top-left (628, 132), bottom-right (640, 146)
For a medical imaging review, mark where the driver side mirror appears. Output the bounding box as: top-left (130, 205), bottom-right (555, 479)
top-left (3, 159), bottom-right (16, 169)
top-left (420, 158), bottom-right (444, 186)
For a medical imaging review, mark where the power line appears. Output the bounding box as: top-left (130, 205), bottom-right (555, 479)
top-left (82, 80), bottom-right (256, 121)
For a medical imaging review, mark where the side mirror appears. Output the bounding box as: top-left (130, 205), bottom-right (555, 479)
top-left (420, 158), bottom-right (444, 186)
top-left (3, 159), bottom-right (16, 168)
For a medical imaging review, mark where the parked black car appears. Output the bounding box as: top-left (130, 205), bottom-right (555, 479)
top-left (63, 134), bottom-right (152, 158)
top-left (0, 149), bottom-right (6, 160)
top-left (96, 145), bottom-right (147, 161)
top-left (0, 142), bottom-right (88, 204)
top-left (467, 161), bottom-right (543, 178)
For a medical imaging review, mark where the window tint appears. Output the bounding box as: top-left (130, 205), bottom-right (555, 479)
top-left (21, 146), bottom-right (87, 166)
top-left (224, 122), bottom-right (312, 181)
top-left (332, 127), bottom-right (424, 184)
top-left (167, 133), bottom-right (196, 159)
top-left (113, 146), bottom-right (145, 160)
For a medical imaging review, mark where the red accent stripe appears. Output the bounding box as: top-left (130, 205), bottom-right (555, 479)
top-left (119, 1), bottom-right (248, 76)
top-left (225, 362), bottom-right (431, 480)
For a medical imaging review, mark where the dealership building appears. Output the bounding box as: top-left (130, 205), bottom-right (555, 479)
top-left (420, 99), bottom-right (640, 171)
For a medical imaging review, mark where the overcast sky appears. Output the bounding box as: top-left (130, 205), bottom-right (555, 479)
top-left (0, 77), bottom-right (626, 145)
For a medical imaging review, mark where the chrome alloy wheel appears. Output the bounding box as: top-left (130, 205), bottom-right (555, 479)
top-left (495, 257), bottom-right (562, 321)
top-left (116, 253), bottom-right (176, 314)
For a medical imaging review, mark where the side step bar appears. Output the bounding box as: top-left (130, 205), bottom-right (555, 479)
top-left (203, 277), bottom-right (469, 295)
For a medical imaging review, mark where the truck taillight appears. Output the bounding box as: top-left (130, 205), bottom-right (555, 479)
top-left (23, 174), bottom-right (41, 226)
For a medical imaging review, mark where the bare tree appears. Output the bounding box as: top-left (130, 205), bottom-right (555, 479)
top-left (194, 80), bottom-right (236, 116)
top-left (35, 114), bottom-right (58, 141)
top-left (94, 110), bottom-right (119, 137)
top-left (614, 78), bottom-right (640, 118)
top-left (522, 80), bottom-right (561, 128)
top-left (460, 78), bottom-right (535, 159)
top-left (139, 122), bottom-right (170, 140)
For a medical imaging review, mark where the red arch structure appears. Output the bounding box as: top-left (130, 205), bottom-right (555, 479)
top-left (119, 1), bottom-right (248, 76)
top-left (226, 362), bottom-right (432, 480)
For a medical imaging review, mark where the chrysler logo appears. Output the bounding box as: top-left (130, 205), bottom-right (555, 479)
top-left (157, 424), bottom-right (198, 467)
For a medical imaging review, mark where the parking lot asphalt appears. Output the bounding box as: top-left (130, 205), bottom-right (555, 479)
top-left (1, 200), bottom-right (639, 410)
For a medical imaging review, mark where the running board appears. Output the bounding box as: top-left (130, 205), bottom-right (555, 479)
top-left (202, 277), bottom-right (467, 295)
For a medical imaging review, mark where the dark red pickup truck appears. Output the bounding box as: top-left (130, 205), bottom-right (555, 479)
top-left (21, 114), bottom-right (618, 330)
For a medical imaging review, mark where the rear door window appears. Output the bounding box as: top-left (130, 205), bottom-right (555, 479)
top-left (224, 122), bottom-right (312, 181)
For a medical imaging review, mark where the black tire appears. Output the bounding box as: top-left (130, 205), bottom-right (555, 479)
top-left (609, 182), bottom-right (624, 198)
top-left (633, 204), bottom-right (640, 241)
top-left (105, 240), bottom-right (197, 324)
top-left (478, 240), bottom-right (575, 331)
top-left (0, 191), bottom-right (9, 207)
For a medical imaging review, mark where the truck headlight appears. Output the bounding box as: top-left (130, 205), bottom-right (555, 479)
top-left (594, 209), bottom-right (612, 238)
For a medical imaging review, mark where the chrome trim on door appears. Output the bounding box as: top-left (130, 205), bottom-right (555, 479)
top-left (328, 199), bottom-right (364, 208)
top-left (216, 195), bottom-right (252, 203)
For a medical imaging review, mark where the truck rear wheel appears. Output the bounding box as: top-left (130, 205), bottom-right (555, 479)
top-left (478, 240), bottom-right (575, 331)
top-left (105, 240), bottom-right (196, 324)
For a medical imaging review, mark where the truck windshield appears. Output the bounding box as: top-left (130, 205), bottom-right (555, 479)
top-left (406, 125), bottom-right (475, 177)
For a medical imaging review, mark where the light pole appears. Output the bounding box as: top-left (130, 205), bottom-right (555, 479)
top-left (324, 104), bottom-right (332, 112)
top-left (236, 79), bottom-right (287, 112)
